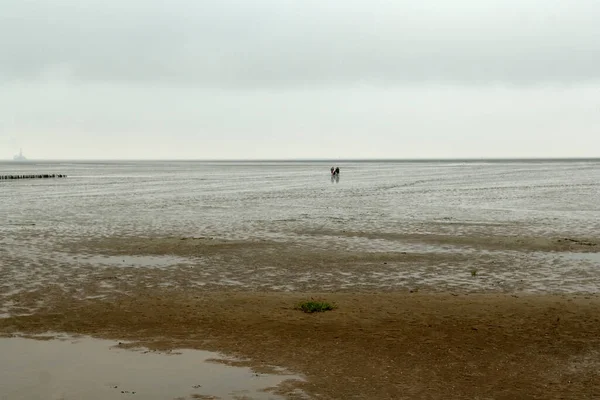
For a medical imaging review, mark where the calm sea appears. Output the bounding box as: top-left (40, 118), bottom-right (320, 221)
top-left (1, 160), bottom-right (599, 242)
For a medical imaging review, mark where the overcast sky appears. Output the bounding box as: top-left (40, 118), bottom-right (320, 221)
top-left (1, 0), bottom-right (599, 159)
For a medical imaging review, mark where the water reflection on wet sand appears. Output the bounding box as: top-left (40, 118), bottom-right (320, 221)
top-left (0, 334), bottom-right (303, 400)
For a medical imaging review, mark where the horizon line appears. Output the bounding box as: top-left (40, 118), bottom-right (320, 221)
top-left (2, 157), bottom-right (600, 162)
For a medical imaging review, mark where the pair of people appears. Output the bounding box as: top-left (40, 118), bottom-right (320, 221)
top-left (330, 166), bottom-right (340, 176)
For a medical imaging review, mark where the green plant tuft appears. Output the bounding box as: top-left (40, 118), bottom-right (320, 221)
top-left (470, 269), bottom-right (478, 277)
top-left (296, 300), bottom-right (336, 313)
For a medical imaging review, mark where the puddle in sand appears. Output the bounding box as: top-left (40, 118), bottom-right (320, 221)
top-left (559, 252), bottom-right (600, 263)
top-left (62, 254), bottom-right (197, 269)
top-left (0, 335), bottom-right (303, 400)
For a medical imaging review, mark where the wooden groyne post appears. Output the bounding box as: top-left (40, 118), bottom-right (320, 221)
top-left (0, 174), bottom-right (67, 180)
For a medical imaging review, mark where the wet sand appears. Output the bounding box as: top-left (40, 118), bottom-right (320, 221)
top-left (2, 291), bottom-right (600, 399)
top-left (1, 233), bottom-right (600, 399)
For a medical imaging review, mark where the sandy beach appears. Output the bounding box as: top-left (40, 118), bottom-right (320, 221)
top-left (2, 233), bottom-right (600, 399)
top-left (2, 290), bottom-right (600, 399)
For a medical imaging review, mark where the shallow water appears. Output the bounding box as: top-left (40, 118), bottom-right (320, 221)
top-left (2, 160), bottom-right (600, 243)
top-left (1, 160), bottom-right (600, 303)
top-left (58, 253), bottom-right (198, 269)
top-left (0, 334), bottom-right (302, 400)
top-left (560, 252), bottom-right (600, 263)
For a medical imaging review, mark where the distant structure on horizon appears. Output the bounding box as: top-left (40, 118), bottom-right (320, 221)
top-left (13, 149), bottom-right (27, 161)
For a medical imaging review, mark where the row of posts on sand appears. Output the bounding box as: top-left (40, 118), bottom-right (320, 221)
top-left (0, 174), bottom-right (67, 180)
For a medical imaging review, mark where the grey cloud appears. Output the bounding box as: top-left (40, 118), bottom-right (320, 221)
top-left (1, 0), bottom-right (600, 87)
